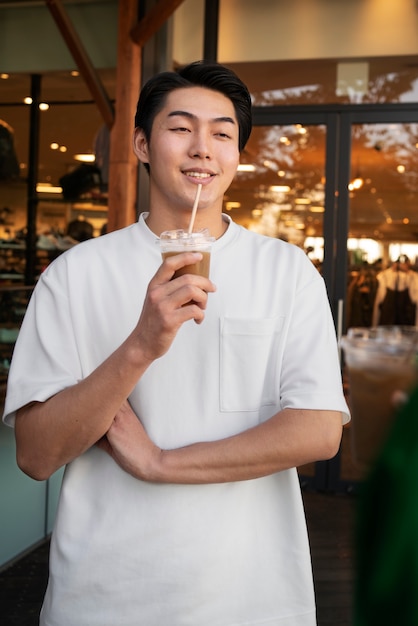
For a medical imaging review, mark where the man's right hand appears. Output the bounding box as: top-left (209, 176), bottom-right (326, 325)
top-left (132, 252), bottom-right (216, 362)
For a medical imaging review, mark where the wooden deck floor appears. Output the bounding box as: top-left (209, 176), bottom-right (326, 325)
top-left (0, 489), bottom-right (356, 625)
top-left (304, 489), bottom-right (355, 626)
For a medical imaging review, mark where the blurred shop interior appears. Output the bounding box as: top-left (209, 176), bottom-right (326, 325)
top-left (2, 0), bottom-right (418, 567)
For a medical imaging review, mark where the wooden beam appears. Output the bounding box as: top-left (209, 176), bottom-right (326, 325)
top-left (45, 0), bottom-right (114, 129)
top-left (107, 0), bottom-right (141, 232)
top-left (130, 0), bottom-right (184, 46)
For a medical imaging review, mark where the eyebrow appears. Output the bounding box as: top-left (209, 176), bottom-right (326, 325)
top-left (167, 110), bottom-right (236, 125)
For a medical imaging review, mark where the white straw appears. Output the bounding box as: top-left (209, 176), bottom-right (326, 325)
top-left (187, 184), bottom-right (202, 234)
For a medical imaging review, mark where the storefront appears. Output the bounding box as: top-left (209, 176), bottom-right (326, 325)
top-left (1, 0), bottom-right (418, 566)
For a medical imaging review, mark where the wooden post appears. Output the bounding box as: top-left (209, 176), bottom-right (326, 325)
top-left (107, 0), bottom-right (141, 232)
top-left (45, 0), bottom-right (114, 129)
top-left (130, 0), bottom-right (184, 45)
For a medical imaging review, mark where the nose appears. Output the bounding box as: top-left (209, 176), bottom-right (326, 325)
top-left (189, 131), bottom-right (211, 160)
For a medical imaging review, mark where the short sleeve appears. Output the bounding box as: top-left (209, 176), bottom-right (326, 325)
top-left (3, 260), bottom-right (82, 426)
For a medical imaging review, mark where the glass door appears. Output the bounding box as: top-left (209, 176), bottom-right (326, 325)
top-left (336, 112), bottom-right (418, 489)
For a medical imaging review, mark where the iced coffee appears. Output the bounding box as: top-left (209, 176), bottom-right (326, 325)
top-left (340, 326), bottom-right (418, 471)
top-left (159, 229), bottom-right (214, 279)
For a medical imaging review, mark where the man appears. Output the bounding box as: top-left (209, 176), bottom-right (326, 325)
top-left (3, 61), bottom-right (349, 626)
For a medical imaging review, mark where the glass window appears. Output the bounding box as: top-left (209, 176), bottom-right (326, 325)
top-left (228, 56), bottom-right (418, 106)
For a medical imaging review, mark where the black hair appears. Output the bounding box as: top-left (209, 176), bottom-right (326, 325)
top-left (66, 218), bottom-right (94, 242)
top-left (397, 255), bottom-right (410, 264)
top-left (134, 60), bottom-right (252, 154)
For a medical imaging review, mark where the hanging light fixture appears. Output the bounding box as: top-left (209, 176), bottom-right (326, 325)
top-left (349, 160), bottom-right (364, 191)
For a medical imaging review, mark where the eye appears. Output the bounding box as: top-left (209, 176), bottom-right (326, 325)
top-left (214, 127), bottom-right (233, 140)
top-left (170, 126), bottom-right (190, 133)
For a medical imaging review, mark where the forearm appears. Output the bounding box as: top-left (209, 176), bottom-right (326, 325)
top-left (145, 409), bottom-right (343, 484)
top-left (15, 334), bottom-right (153, 481)
top-left (14, 253), bottom-right (216, 481)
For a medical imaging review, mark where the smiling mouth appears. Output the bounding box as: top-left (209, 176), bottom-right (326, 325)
top-left (183, 171), bottom-right (213, 180)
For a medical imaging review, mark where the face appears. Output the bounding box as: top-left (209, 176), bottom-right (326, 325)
top-left (133, 86), bottom-right (240, 228)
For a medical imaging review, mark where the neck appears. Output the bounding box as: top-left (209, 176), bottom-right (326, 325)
top-left (145, 199), bottom-right (228, 239)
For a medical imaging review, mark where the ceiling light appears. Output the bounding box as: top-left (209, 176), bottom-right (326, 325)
top-left (50, 143), bottom-right (59, 150)
top-left (295, 198), bottom-right (310, 205)
top-left (237, 163), bottom-right (256, 172)
top-left (310, 206), bottom-right (325, 213)
top-left (39, 103), bottom-right (49, 111)
top-left (71, 70), bottom-right (80, 77)
top-left (23, 97), bottom-right (32, 104)
top-left (397, 164), bottom-right (406, 173)
top-left (269, 185), bottom-right (290, 193)
top-left (36, 183), bottom-right (63, 194)
top-left (225, 201), bottom-right (241, 210)
top-left (0, 73), bottom-right (9, 80)
top-left (263, 159), bottom-right (279, 171)
top-left (59, 146), bottom-right (67, 153)
top-left (74, 153), bottom-right (95, 162)
top-left (348, 176), bottom-right (363, 191)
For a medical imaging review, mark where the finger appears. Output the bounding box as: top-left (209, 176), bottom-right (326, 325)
top-left (154, 252), bottom-right (205, 283)
top-left (150, 286), bottom-right (208, 325)
top-left (96, 436), bottom-right (112, 454)
top-left (171, 272), bottom-right (216, 293)
top-left (113, 401), bottom-right (139, 428)
top-left (115, 399), bottom-right (134, 417)
top-left (147, 275), bottom-right (215, 315)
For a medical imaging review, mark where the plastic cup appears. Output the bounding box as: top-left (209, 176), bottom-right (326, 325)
top-left (159, 229), bottom-right (215, 279)
top-left (340, 326), bottom-right (418, 471)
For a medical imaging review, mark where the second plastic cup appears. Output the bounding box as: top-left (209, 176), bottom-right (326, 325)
top-left (340, 326), bottom-right (418, 471)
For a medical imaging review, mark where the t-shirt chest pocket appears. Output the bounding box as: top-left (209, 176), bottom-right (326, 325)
top-left (220, 316), bottom-right (284, 412)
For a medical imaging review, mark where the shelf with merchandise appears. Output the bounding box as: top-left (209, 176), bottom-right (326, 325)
top-left (0, 286), bottom-right (33, 390)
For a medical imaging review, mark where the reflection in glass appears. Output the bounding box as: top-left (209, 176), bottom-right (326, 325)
top-left (226, 124), bottom-right (326, 268)
top-left (346, 122), bottom-right (418, 332)
top-left (230, 55), bottom-right (418, 106)
top-left (348, 122), bottom-right (418, 263)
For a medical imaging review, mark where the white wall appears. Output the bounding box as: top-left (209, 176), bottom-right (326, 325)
top-left (172, 0), bottom-right (205, 64)
top-left (173, 0), bottom-right (418, 65)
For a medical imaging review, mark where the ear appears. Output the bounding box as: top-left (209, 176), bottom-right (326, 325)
top-left (133, 128), bottom-right (149, 165)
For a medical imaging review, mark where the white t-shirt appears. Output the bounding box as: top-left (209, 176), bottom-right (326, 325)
top-left (4, 214), bottom-right (349, 626)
